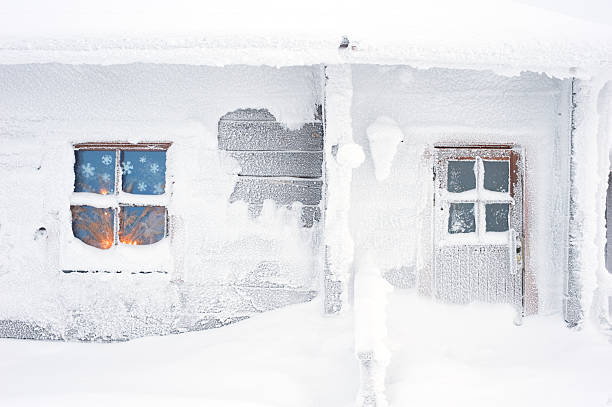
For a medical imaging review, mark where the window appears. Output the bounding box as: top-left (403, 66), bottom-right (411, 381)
top-left (443, 158), bottom-right (512, 237)
top-left (71, 142), bottom-right (171, 249)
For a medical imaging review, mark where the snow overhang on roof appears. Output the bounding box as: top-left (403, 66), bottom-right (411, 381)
top-left (1, 0), bottom-right (611, 78)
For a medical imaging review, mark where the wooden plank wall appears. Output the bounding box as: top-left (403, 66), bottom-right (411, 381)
top-left (218, 108), bottom-right (324, 227)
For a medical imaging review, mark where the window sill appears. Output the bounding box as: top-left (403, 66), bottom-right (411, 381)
top-left (70, 191), bottom-right (170, 207)
top-left (60, 236), bottom-right (172, 273)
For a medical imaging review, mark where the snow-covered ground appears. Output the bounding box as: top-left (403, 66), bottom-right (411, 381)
top-left (1, 291), bottom-right (610, 407)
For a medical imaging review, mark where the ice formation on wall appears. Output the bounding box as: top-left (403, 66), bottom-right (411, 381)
top-left (366, 116), bottom-right (404, 181)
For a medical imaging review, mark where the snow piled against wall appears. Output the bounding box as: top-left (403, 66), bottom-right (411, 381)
top-left (0, 292), bottom-right (610, 406)
top-left (0, 63), bottom-right (324, 340)
top-left (349, 65), bottom-right (572, 314)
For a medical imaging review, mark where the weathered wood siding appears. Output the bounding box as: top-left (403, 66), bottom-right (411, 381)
top-left (218, 109), bottom-right (324, 227)
top-left (227, 151), bottom-right (323, 178)
top-left (219, 121), bottom-right (323, 151)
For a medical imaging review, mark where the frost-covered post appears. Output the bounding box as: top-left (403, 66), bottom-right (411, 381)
top-left (354, 251), bottom-right (393, 407)
top-left (324, 64), bottom-right (364, 314)
top-left (566, 76), bottom-right (612, 329)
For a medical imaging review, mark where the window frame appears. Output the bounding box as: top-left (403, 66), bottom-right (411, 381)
top-left (434, 144), bottom-right (521, 244)
top-left (71, 142), bottom-right (172, 249)
top-left (444, 157), bottom-right (513, 237)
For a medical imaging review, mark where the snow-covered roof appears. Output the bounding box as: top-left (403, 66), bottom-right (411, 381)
top-left (1, 0), bottom-right (612, 77)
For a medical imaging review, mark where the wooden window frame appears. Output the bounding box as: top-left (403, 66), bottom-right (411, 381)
top-left (435, 145), bottom-right (520, 243)
top-left (74, 142), bottom-right (171, 151)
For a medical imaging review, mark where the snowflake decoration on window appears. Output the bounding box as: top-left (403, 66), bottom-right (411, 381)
top-left (150, 163), bottom-right (160, 174)
top-left (101, 154), bottom-right (113, 166)
top-left (153, 183), bottom-right (164, 194)
top-left (121, 161), bottom-right (134, 174)
top-left (80, 163), bottom-right (95, 178)
top-left (139, 156), bottom-right (147, 163)
top-left (137, 182), bottom-right (147, 192)
top-left (101, 173), bottom-right (111, 183)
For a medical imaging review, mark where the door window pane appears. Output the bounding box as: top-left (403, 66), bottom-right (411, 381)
top-left (485, 203), bottom-right (509, 232)
top-left (74, 150), bottom-right (115, 195)
top-left (71, 205), bottom-right (114, 249)
top-left (448, 203), bottom-right (476, 234)
top-left (447, 161), bottom-right (476, 193)
top-left (119, 206), bottom-right (166, 245)
top-left (121, 150), bottom-right (166, 195)
top-left (483, 160), bottom-right (509, 192)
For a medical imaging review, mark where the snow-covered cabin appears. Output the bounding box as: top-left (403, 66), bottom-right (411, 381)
top-left (0, 0), bottom-right (611, 341)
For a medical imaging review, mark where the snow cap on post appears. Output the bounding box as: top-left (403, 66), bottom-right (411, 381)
top-left (336, 142), bottom-right (365, 169)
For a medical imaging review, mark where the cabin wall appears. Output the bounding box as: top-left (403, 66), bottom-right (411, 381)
top-left (0, 62), bottom-right (591, 340)
top-left (0, 63), bottom-right (324, 340)
top-left (349, 65), bottom-right (573, 314)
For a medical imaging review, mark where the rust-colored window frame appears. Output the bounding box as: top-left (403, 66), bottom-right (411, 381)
top-left (74, 142), bottom-right (172, 151)
top-left (71, 142), bottom-right (172, 248)
top-left (434, 144), bottom-right (520, 198)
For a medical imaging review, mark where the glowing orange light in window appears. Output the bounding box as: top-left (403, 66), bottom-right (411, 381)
top-left (70, 206), bottom-right (114, 250)
top-left (101, 240), bottom-right (114, 249)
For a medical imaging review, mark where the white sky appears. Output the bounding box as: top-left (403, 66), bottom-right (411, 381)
top-left (1, 0), bottom-right (611, 66)
top-left (517, 0), bottom-right (612, 26)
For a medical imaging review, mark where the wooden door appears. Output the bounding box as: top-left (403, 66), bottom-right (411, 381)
top-left (433, 145), bottom-right (524, 309)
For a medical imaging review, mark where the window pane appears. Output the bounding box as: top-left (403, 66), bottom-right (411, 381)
top-left (71, 205), bottom-right (114, 249)
top-left (119, 206), bottom-right (166, 245)
top-left (447, 161), bottom-right (476, 193)
top-left (486, 203), bottom-right (509, 232)
top-left (121, 150), bottom-right (166, 195)
top-left (483, 160), bottom-right (509, 192)
top-left (448, 203), bottom-right (476, 234)
top-left (74, 150), bottom-right (115, 194)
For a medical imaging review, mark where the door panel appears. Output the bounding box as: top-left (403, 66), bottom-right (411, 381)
top-left (434, 146), bottom-right (524, 309)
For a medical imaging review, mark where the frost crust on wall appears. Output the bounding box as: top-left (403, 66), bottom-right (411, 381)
top-left (350, 65), bottom-right (572, 314)
top-left (0, 63), bottom-right (324, 340)
top-left (323, 64), bottom-right (359, 314)
top-left (567, 78), bottom-right (612, 328)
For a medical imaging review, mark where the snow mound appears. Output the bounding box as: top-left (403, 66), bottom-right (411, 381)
top-left (1, 292), bottom-right (610, 406)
